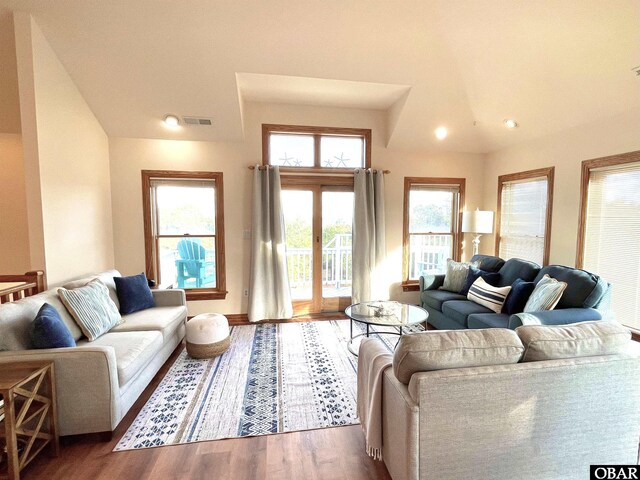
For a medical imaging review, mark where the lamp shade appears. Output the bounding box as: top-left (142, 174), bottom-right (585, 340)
top-left (462, 210), bottom-right (494, 234)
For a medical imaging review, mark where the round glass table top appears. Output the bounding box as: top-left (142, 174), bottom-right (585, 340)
top-left (345, 301), bottom-right (428, 327)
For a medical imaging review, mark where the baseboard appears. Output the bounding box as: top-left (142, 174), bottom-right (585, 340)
top-left (225, 314), bottom-right (249, 325)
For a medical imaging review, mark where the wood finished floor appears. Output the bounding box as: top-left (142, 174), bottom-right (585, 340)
top-left (23, 342), bottom-right (392, 480)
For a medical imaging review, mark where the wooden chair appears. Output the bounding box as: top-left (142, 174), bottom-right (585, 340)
top-left (175, 239), bottom-right (215, 288)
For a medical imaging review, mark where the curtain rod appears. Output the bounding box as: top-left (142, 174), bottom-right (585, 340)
top-left (248, 165), bottom-right (390, 174)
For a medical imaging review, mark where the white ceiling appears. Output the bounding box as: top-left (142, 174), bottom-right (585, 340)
top-left (1, 0), bottom-right (638, 153)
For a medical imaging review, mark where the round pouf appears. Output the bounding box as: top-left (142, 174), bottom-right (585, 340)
top-left (186, 313), bottom-right (231, 359)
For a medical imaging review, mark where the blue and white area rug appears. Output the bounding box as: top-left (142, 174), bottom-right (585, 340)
top-left (115, 319), bottom-right (421, 451)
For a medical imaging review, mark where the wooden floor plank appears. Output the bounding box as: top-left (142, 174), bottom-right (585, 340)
top-left (21, 343), bottom-right (392, 480)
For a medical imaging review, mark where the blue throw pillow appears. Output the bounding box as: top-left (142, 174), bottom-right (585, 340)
top-left (459, 266), bottom-right (501, 296)
top-left (502, 278), bottom-right (536, 314)
top-left (31, 303), bottom-right (76, 349)
top-left (114, 273), bottom-right (155, 315)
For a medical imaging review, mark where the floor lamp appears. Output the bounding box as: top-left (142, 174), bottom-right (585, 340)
top-left (462, 209), bottom-right (494, 256)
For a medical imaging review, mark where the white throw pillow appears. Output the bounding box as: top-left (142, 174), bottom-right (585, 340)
top-left (467, 277), bottom-right (511, 313)
top-left (523, 274), bottom-right (567, 312)
top-left (58, 279), bottom-right (122, 341)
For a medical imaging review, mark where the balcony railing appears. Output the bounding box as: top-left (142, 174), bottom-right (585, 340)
top-left (409, 234), bottom-right (452, 278)
top-left (158, 233), bottom-right (451, 292)
top-left (287, 233), bottom-right (451, 294)
top-left (287, 234), bottom-right (352, 290)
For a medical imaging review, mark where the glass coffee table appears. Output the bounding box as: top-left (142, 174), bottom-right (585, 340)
top-left (345, 301), bottom-right (429, 355)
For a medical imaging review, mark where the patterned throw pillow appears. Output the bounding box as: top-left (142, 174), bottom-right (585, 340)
top-left (523, 274), bottom-right (568, 312)
top-left (441, 259), bottom-right (480, 293)
top-left (467, 277), bottom-right (512, 313)
top-left (58, 279), bottom-right (122, 341)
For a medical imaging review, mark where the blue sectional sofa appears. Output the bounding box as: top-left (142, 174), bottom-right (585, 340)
top-left (419, 255), bottom-right (611, 330)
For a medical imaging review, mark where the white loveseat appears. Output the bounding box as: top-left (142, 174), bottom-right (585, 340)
top-left (0, 270), bottom-right (187, 436)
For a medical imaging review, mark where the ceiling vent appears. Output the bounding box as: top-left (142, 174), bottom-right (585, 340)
top-left (183, 116), bottom-right (213, 126)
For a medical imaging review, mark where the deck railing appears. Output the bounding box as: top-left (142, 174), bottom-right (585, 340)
top-left (409, 234), bottom-right (452, 278)
top-left (287, 233), bottom-right (450, 291)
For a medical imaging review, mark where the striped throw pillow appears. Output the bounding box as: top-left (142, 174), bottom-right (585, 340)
top-left (58, 279), bottom-right (122, 341)
top-left (523, 274), bottom-right (567, 312)
top-left (467, 277), bottom-right (512, 313)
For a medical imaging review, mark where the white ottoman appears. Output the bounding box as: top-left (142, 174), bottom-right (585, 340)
top-left (185, 313), bottom-right (231, 359)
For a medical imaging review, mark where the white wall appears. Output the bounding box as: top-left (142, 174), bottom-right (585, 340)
top-left (482, 109), bottom-right (640, 266)
top-left (14, 14), bottom-right (114, 286)
top-left (110, 101), bottom-right (486, 315)
top-left (0, 134), bottom-right (31, 272)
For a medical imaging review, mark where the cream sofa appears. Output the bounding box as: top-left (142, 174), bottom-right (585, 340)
top-left (0, 270), bottom-right (187, 436)
top-left (359, 322), bottom-right (640, 480)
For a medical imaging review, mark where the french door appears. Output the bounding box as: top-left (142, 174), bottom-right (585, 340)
top-left (281, 177), bottom-right (354, 314)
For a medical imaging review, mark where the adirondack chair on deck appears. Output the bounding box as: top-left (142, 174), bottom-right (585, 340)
top-left (175, 238), bottom-right (215, 288)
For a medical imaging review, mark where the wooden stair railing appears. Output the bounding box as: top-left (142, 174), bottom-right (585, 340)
top-left (0, 271), bottom-right (46, 304)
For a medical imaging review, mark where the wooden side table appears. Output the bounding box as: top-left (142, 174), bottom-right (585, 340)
top-left (0, 362), bottom-right (59, 480)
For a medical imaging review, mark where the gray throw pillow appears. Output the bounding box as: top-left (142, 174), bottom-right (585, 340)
top-left (58, 279), bottom-right (122, 341)
top-left (441, 259), bottom-right (479, 293)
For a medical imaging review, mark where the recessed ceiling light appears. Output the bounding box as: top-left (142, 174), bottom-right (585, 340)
top-left (504, 119), bottom-right (518, 129)
top-left (435, 126), bottom-right (448, 140)
top-left (164, 114), bottom-right (180, 127)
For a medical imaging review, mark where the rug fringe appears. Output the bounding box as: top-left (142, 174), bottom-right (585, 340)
top-left (366, 445), bottom-right (383, 461)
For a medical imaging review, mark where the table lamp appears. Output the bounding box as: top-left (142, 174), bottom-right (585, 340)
top-left (462, 209), bottom-right (494, 256)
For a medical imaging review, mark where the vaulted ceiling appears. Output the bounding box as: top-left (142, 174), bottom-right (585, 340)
top-left (1, 0), bottom-right (638, 153)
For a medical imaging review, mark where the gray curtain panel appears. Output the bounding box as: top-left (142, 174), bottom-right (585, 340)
top-left (248, 166), bottom-right (293, 322)
top-left (352, 169), bottom-right (388, 304)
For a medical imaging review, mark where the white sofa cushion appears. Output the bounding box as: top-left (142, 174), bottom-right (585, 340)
top-left (516, 321), bottom-right (631, 362)
top-left (77, 330), bottom-right (163, 386)
top-left (392, 329), bottom-right (524, 384)
top-left (111, 305), bottom-right (187, 340)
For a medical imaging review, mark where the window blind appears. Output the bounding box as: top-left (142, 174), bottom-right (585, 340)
top-left (583, 161), bottom-right (640, 329)
top-left (499, 177), bottom-right (548, 264)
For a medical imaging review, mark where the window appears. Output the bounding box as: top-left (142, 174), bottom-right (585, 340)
top-left (262, 124), bottom-right (371, 172)
top-left (577, 151), bottom-right (640, 332)
top-left (142, 170), bottom-right (226, 300)
top-left (402, 177), bottom-right (465, 289)
top-left (496, 167), bottom-right (554, 265)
